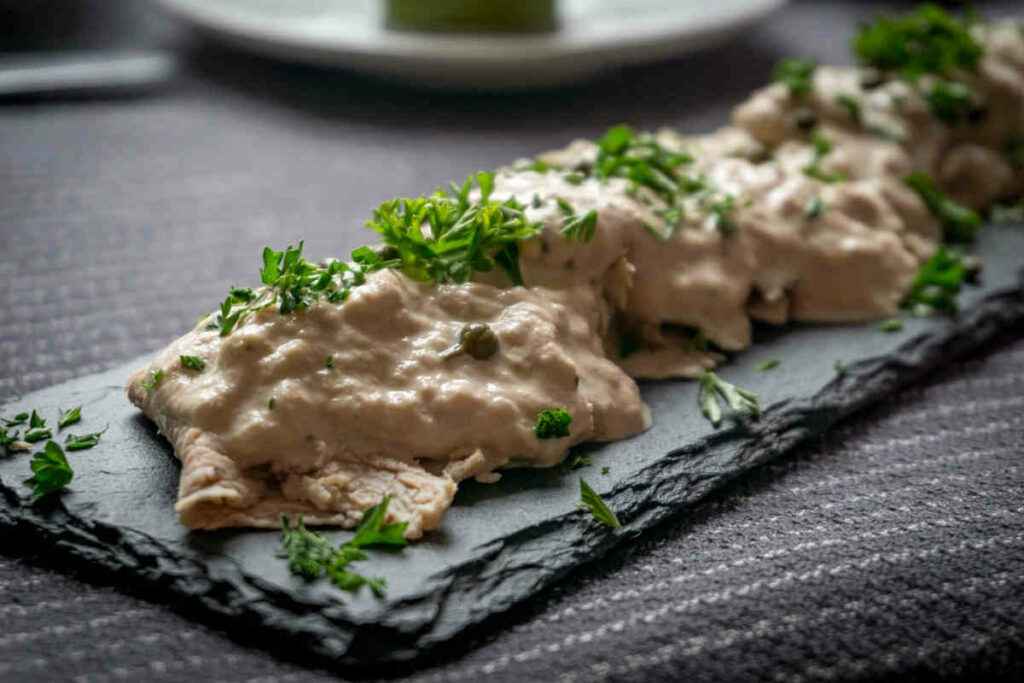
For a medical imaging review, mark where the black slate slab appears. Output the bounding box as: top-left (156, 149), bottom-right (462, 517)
top-left (2, 223), bottom-right (1022, 673)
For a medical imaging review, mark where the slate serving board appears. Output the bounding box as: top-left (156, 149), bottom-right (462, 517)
top-left (2, 223), bottom-right (1022, 673)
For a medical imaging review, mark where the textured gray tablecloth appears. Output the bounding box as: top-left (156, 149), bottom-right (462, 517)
top-left (1, 1), bottom-right (1023, 681)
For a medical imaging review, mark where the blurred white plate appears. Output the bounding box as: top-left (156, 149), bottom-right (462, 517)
top-left (159, 0), bottom-right (787, 89)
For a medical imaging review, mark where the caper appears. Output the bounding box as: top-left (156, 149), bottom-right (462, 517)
top-left (459, 322), bottom-right (499, 360)
top-left (794, 108), bottom-right (818, 132)
top-left (859, 68), bottom-right (885, 90)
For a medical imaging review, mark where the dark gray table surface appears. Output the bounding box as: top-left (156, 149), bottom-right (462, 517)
top-left (1, 1), bottom-right (1022, 681)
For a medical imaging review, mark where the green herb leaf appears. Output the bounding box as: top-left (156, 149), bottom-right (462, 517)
top-left (601, 466), bottom-right (610, 475)
top-left (141, 369), bottom-right (165, 392)
top-left (708, 194), bottom-right (738, 235)
top-left (565, 453), bottom-right (592, 470)
top-left (904, 171), bottom-right (981, 242)
top-left (57, 406), bottom-right (81, 430)
top-left (805, 196), bottom-right (826, 220)
top-left (556, 198), bottom-right (598, 243)
top-left (180, 355), bottom-right (206, 372)
top-left (349, 496), bottom-right (409, 549)
top-left (925, 79), bottom-right (978, 125)
top-left (834, 360), bottom-right (848, 376)
top-left (325, 355), bottom-right (335, 369)
top-left (535, 408), bottom-right (572, 439)
top-left (5, 412), bottom-right (29, 427)
top-left (64, 431), bottom-right (104, 451)
top-left (803, 132), bottom-right (847, 184)
top-left (852, 4), bottom-right (982, 79)
top-left (579, 479), bottom-right (621, 529)
top-left (903, 245), bottom-right (969, 314)
top-left (698, 371), bottom-right (761, 428)
top-left (24, 427), bottom-right (52, 443)
top-left (29, 410), bottom-right (46, 430)
top-left (774, 58), bottom-right (817, 97)
top-left (27, 441), bottom-right (73, 501)
top-left (756, 359), bottom-right (780, 372)
top-left (279, 516), bottom-right (333, 579)
top-left (879, 318), bottom-right (904, 333)
top-left (836, 94), bottom-right (862, 124)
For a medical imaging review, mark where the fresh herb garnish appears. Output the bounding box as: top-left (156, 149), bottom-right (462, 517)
top-left (774, 58), bottom-right (817, 97)
top-left (852, 4), bottom-right (982, 79)
top-left (5, 412), bottom-right (29, 427)
top-left (65, 431), bottom-right (104, 451)
top-left (834, 360), bottom-right (848, 376)
top-left (836, 94), bottom-right (862, 124)
top-left (556, 198), bottom-right (598, 243)
top-left (903, 246), bottom-right (968, 314)
top-left (879, 318), bottom-right (904, 332)
top-left (698, 371), bottom-right (760, 427)
top-left (756, 359), bottom-right (780, 372)
top-left (708, 194), bottom-right (738, 235)
top-left (180, 355), bottom-right (206, 372)
top-left (365, 172), bottom-right (541, 287)
top-left (325, 355), bottom-right (335, 369)
top-left (925, 79), bottom-right (978, 125)
top-left (803, 132), bottom-right (847, 184)
top-left (24, 411), bottom-right (51, 443)
top-left (29, 410), bottom-right (45, 430)
top-left (57, 406), bottom-right (81, 430)
top-left (26, 441), bottom-right (73, 501)
top-left (535, 408), bottom-right (572, 439)
top-left (579, 478), bottom-right (621, 529)
top-left (601, 466), bottom-right (610, 475)
top-left (279, 496), bottom-right (407, 597)
top-left (268, 397), bottom-right (276, 410)
top-left (565, 452), bottom-right (592, 470)
top-left (141, 369), bottom-right (165, 392)
top-left (805, 196), bottom-right (826, 220)
top-left (904, 171), bottom-right (981, 242)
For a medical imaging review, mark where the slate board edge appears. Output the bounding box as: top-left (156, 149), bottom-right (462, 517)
top-left (1, 272), bottom-right (1022, 676)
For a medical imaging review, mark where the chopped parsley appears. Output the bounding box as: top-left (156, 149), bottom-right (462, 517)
top-left (565, 452), bottom-right (592, 470)
top-left (852, 4), bottom-right (982, 80)
top-left (708, 194), bottom-right (738, 235)
top-left (278, 495), bottom-right (407, 597)
top-left (803, 132), bottom-right (847, 184)
top-left (141, 369), bottom-right (165, 392)
top-left (805, 196), bottom-right (826, 220)
top-left (773, 58), bottom-right (816, 97)
top-left (57, 406), bottom-right (81, 430)
top-left (268, 397), bottom-right (276, 410)
top-left (26, 441), bottom-right (73, 501)
top-left (836, 94), bottom-right (862, 124)
top-left (5, 412), bottom-right (29, 427)
top-left (879, 318), bottom-right (904, 333)
top-left (180, 355), bottom-right (206, 372)
top-left (904, 172), bottom-right (981, 243)
top-left (556, 197), bottom-right (598, 243)
top-left (579, 478), bottom-right (621, 529)
top-left (601, 466), bottom-right (610, 476)
top-left (535, 408), bottom-right (572, 439)
top-left (365, 172), bottom-right (541, 287)
top-left (29, 409), bottom-right (45, 430)
top-left (902, 245), bottom-right (968, 315)
top-left (698, 371), bottom-right (760, 428)
top-left (24, 411), bottom-right (51, 443)
top-left (65, 431), bottom-right (104, 451)
top-left (925, 79), bottom-right (978, 125)
top-left (834, 360), bottom-right (848, 376)
top-left (756, 359), bottom-right (780, 372)
top-left (325, 355), bottom-right (335, 369)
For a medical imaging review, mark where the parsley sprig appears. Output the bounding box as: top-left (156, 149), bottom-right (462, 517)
top-left (365, 172), bottom-right (541, 286)
top-left (904, 171), bottom-right (981, 243)
top-left (556, 198), bottom-right (598, 243)
top-left (774, 58), bottom-right (817, 97)
top-left (26, 441), bottom-right (73, 501)
top-left (535, 408), bottom-right (572, 439)
top-left (803, 132), bottom-right (847, 184)
top-left (902, 245), bottom-right (969, 314)
top-left (698, 371), bottom-right (761, 427)
top-left (278, 496), bottom-right (408, 597)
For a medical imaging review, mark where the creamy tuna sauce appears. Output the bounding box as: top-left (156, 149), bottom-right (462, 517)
top-left (129, 13), bottom-right (1024, 538)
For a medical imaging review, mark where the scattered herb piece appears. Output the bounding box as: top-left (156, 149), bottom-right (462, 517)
top-left (141, 369), bottom-right (165, 392)
top-left (852, 4), bottom-right (982, 80)
top-left (278, 496), bottom-right (406, 597)
top-left (834, 360), bottom-right (848, 376)
top-left (774, 58), bottom-right (816, 97)
top-left (904, 172), bottom-right (981, 242)
top-left (698, 371), bottom-right (761, 428)
top-left (24, 425), bottom-right (52, 444)
top-left (565, 453), bottom-right (592, 470)
top-left (57, 406), bottom-right (81, 430)
top-left (26, 441), bottom-right (73, 501)
top-left (268, 397), bottom-right (276, 410)
top-left (756, 359), bottom-right (780, 372)
top-left (5, 412), bottom-right (29, 427)
top-left (556, 197), bottom-right (598, 243)
top-left (535, 408), bottom-right (572, 439)
top-left (903, 245), bottom-right (968, 314)
top-left (803, 132), bottom-right (847, 184)
top-left (836, 94), bottom-right (862, 124)
top-left (325, 355), bottom-right (335, 369)
top-left (708, 194), bottom-right (738, 235)
top-left (879, 318), bottom-right (904, 333)
top-left (925, 79), bottom-right (978, 125)
top-left (579, 479), bottom-right (621, 529)
top-left (65, 431), bottom-right (104, 451)
top-left (805, 196), bottom-right (826, 220)
top-left (29, 410), bottom-right (45, 430)
top-left (601, 466), bottom-right (610, 475)
top-left (563, 171), bottom-right (586, 185)
top-left (180, 355), bottom-right (206, 372)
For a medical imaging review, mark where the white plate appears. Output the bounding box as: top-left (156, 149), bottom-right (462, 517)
top-left (159, 0), bottom-right (787, 89)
